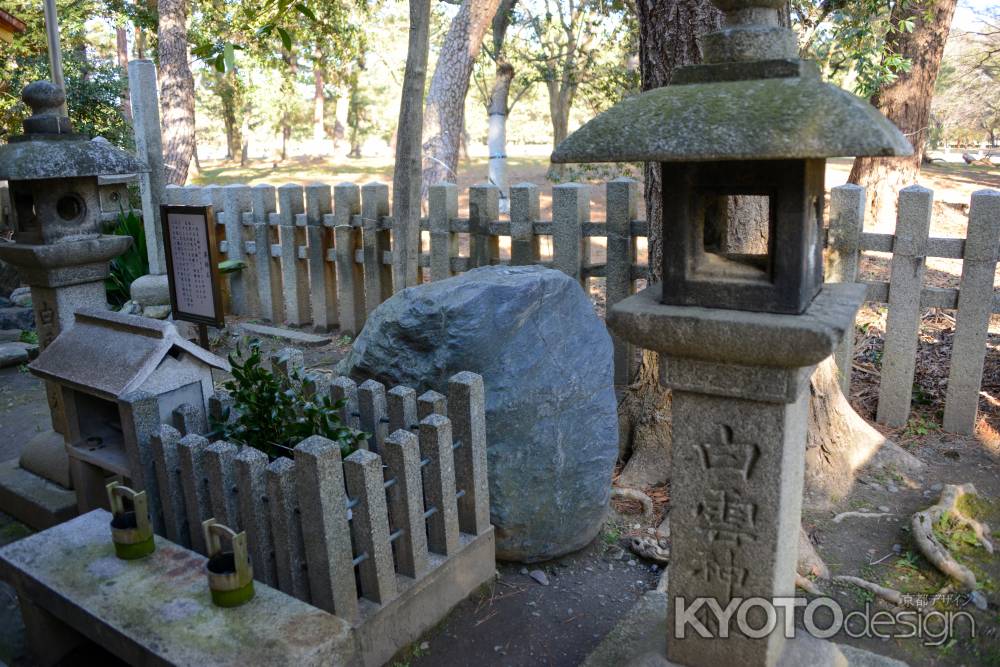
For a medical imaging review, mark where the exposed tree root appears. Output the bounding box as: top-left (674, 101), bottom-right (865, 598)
top-left (911, 483), bottom-right (993, 590)
top-left (832, 511), bottom-right (894, 524)
top-left (798, 526), bottom-right (830, 580)
top-left (611, 487), bottom-right (654, 517)
top-left (833, 575), bottom-right (903, 605)
top-left (796, 574), bottom-right (824, 596)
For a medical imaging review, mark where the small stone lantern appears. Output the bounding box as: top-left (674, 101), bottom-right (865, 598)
top-left (0, 82), bottom-right (146, 441)
top-left (554, 2), bottom-right (911, 666)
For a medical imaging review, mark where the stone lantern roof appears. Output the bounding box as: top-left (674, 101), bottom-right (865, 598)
top-left (0, 81), bottom-right (147, 181)
top-left (551, 0), bottom-right (912, 164)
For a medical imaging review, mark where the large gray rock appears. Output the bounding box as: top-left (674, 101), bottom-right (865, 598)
top-left (0, 307), bottom-right (33, 331)
top-left (339, 265), bottom-right (618, 562)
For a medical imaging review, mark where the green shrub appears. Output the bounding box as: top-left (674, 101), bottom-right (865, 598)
top-left (214, 340), bottom-right (366, 459)
top-left (105, 209), bottom-right (149, 307)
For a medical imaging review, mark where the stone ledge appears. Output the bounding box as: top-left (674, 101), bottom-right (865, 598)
top-left (0, 459), bottom-right (76, 530)
top-left (0, 510), bottom-right (361, 666)
top-left (608, 282), bottom-right (866, 368)
top-left (239, 322), bottom-right (334, 347)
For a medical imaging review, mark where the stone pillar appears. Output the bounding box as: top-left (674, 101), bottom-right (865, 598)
top-left (128, 60), bottom-right (167, 275)
top-left (607, 281), bottom-right (866, 666)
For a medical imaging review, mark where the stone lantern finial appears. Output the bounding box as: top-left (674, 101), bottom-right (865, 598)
top-left (703, 0), bottom-right (797, 64)
top-left (21, 80), bottom-right (73, 135)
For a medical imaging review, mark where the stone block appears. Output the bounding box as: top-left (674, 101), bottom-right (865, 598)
top-left (17, 430), bottom-right (70, 489)
top-left (239, 322), bottom-right (332, 347)
top-left (10, 287), bottom-right (31, 308)
top-left (0, 307), bottom-right (33, 331)
top-left (0, 342), bottom-right (29, 368)
top-left (0, 458), bottom-right (76, 530)
top-left (128, 274), bottom-right (169, 307)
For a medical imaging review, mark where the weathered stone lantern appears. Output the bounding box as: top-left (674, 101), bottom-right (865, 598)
top-left (553, 1), bottom-right (911, 666)
top-left (0, 82), bottom-right (146, 427)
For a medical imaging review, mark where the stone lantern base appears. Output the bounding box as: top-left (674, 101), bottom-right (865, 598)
top-left (600, 282), bottom-right (911, 667)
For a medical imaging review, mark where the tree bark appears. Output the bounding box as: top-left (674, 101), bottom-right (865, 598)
top-left (848, 0), bottom-right (958, 228)
top-left (158, 0), bottom-right (196, 185)
top-left (488, 62), bottom-right (515, 213)
top-left (391, 0), bottom-right (433, 289)
top-left (313, 57), bottom-right (326, 144)
top-left (420, 0), bottom-right (502, 194)
top-left (116, 27), bottom-right (132, 122)
top-left (618, 0), bottom-right (721, 488)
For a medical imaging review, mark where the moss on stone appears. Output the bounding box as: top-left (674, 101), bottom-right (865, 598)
top-left (552, 75), bottom-right (912, 164)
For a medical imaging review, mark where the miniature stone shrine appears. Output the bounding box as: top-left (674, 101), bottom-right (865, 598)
top-left (30, 308), bottom-right (228, 513)
top-left (553, 0), bottom-right (911, 664)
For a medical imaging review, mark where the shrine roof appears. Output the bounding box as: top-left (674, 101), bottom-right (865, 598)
top-left (29, 308), bottom-right (229, 400)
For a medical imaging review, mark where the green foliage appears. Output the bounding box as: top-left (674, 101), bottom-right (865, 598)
top-left (792, 0), bottom-right (924, 97)
top-left (218, 259), bottom-right (247, 274)
top-left (215, 340), bottom-right (367, 459)
top-left (105, 209), bottom-right (149, 308)
top-left (0, 0), bottom-right (133, 148)
top-left (18, 330), bottom-right (38, 345)
top-left (933, 511), bottom-right (983, 553)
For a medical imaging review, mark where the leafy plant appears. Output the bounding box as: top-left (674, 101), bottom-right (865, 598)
top-left (214, 340), bottom-right (366, 459)
top-left (18, 330), bottom-right (37, 345)
top-left (105, 209), bottom-right (149, 308)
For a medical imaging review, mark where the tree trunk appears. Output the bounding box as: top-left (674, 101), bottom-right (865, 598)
top-left (279, 49), bottom-right (297, 163)
top-left (487, 62), bottom-right (514, 213)
top-left (391, 0), bottom-right (433, 289)
top-left (313, 59), bottom-right (326, 144)
top-left (420, 0), bottom-right (502, 194)
top-left (158, 0), bottom-right (196, 185)
top-left (848, 0), bottom-right (958, 228)
top-left (217, 69), bottom-right (243, 161)
top-left (618, 0), bottom-right (721, 488)
top-left (116, 27), bottom-right (132, 122)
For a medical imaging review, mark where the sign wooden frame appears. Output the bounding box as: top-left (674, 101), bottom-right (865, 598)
top-left (160, 204), bottom-right (225, 329)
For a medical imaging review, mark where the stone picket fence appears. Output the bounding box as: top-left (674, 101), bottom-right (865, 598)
top-left (140, 370), bottom-right (494, 667)
top-left (171, 180), bottom-right (998, 435)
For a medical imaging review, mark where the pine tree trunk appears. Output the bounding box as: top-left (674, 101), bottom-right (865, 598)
top-left (420, 0), bottom-right (502, 194)
top-left (391, 0), bottom-right (432, 289)
top-left (487, 62), bottom-right (514, 213)
top-left (313, 60), bottom-right (326, 144)
top-left (116, 27), bottom-right (132, 122)
top-left (848, 0), bottom-right (958, 228)
top-left (618, 0), bottom-right (721, 488)
top-left (158, 0), bottom-right (196, 185)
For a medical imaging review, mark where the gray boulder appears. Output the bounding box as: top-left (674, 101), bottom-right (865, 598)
top-left (339, 265), bottom-right (618, 562)
top-left (9, 287), bottom-right (31, 308)
top-left (0, 307), bottom-right (33, 331)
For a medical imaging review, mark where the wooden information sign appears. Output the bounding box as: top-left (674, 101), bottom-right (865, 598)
top-left (160, 205), bottom-right (224, 346)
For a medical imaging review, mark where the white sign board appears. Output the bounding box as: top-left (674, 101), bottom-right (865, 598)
top-left (161, 206), bottom-right (223, 326)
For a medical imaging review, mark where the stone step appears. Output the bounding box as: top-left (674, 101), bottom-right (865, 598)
top-left (238, 322), bottom-right (333, 347)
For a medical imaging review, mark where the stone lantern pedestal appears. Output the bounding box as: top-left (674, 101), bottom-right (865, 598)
top-left (0, 82), bottom-right (147, 524)
top-left (607, 283), bottom-right (866, 666)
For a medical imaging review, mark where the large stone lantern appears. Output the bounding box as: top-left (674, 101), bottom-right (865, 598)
top-left (554, 2), bottom-right (910, 666)
top-left (0, 81), bottom-right (146, 436)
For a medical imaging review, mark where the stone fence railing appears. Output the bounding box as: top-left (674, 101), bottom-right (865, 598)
top-left (139, 369), bottom-right (494, 667)
top-left (166, 178), bottom-right (999, 436)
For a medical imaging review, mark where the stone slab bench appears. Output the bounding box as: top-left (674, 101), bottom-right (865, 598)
top-left (0, 509), bottom-right (361, 666)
